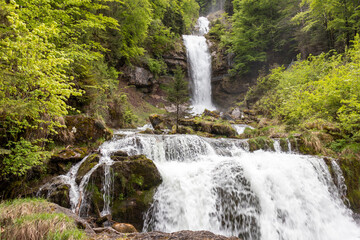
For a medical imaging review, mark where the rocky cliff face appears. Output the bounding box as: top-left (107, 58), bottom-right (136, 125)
top-left (119, 40), bottom-right (188, 95)
top-left (207, 37), bottom-right (258, 110)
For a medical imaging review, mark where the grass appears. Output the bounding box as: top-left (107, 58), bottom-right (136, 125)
top-left (0, 198), bottom-right (86, 240)
top-left (131, 101), bottom-right (166, 126)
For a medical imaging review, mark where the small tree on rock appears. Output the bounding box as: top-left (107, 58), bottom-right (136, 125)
top-left (167, 66), bottom-right (190, 133)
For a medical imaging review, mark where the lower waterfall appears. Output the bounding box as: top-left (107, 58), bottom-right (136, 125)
top-left (99, 131), bottom-right (360, 239)
top-left (41, 130), bottom-right (360, 239)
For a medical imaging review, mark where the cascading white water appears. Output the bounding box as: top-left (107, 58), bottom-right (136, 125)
top-left (39, 129), bottom-right (360, 239)
top-left (232, 124), bottom-right (255, 135)
top-left (183, 17), bottom-right (216, 114)
top-left (101, 132), bottom-right (360, 240)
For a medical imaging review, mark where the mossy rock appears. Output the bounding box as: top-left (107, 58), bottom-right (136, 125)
top-left (85, 155), bottom-right (162, 230)
top-left (179, 119), bottom-right (236, 137)
top-left (51, 147), bottom-right (88, 163)
top-left (76, 153), bottom-right (100, 184)
top-left (49, 147), bottom-right (89, 175)
top-left (202, 109), bottom-right (220, 118)
top-left (179, 119), bottom-right (197, 127)
top-left (37, 178), bottom-right (71, 209)
top-left (54, 115), bottom-right (112, 146)
top-left (149, 114), bottom-right (163, 129)
top-left (279, 138), bottom-right (289, 152)
top-left (176, 126), bottom-right (195, 134)
top-left (248, 137), bottom-right (274, 152)
top-left (139, 128), bottom-right (155, 134)
top-left (111, 150), bottom-right (129, 161)
top-left (211, 123), bottom-right (237, 137)
top-left (340, 157), bottom-right (360, 213)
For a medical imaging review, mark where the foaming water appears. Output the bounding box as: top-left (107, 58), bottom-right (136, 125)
top-left (39, 130), bottom-right (360, 239)
top-left (119, 133), bottom-right (359, 240)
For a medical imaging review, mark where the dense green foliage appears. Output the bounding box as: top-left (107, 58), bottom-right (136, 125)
top-left (249, 36), bottom-right (360, 149)
top-left (0, 0), bottom-right (199, 178)
top-left (226, 0), bottom-right (297, 74)
top-left (221, 0), bottom-right (360, 76)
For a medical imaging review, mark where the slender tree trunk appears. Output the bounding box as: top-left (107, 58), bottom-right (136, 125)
top-left (176, 103), bottom-right (179, 133)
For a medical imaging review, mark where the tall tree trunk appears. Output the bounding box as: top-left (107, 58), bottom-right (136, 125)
top-left (176, 104), bottom-right (179, 133)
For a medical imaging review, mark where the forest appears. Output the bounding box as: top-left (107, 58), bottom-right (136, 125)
top-left (1, 0), bottom-right (360, 239)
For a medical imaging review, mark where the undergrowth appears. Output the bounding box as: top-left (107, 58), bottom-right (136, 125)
top-left (0, 198), bottom-right (85, 240)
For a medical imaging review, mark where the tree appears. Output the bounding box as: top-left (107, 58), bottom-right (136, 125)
top-left (167, 67), bottom-right (190, 133)
top-left (227, 0), bottom-right (298, 75)
top-left (293, 0), bottom-right (360, 51)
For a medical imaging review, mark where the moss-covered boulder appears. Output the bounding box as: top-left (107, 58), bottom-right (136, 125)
top-left (149, 114), bottom-right (173, 130)
top-left (248, 137), bottom-right (275, 152)
top-left (49, 147), bottom-right (89, 175)
top-left (179, 119), bottom-right (237, 137)
top-left (85, 155), bottom-right (162, 230)
top-left (54, 115), bottom-right (112, 146)
top-left (76, 153), bottom-right (100, 184)
top-left (279, 138), bottom-right (289, 152)
top-left (203, 109), bottom-right (220, 118)
top-left (211, 123), bottom-right (237, 137)
top-left (340, 157), bottom-right (360, 213)
top-left (37, 178), bottom-right (71, 209)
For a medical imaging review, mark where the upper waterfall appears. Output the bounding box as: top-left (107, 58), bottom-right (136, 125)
top-left (183, 17), bottom-right (216, 114)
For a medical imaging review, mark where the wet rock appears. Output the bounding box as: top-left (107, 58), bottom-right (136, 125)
top-left (149, 114), bottom-right (164, 129)
top-left (49, 147), bottom-right (88, 175)
top-left (95, 214), bottom-right (112, 227)
top-left (179, 119), bottom-right (237, 137)
top-left (85, 155), bottom-right (162, 231)
top-left (51, 147), bottom-right (88, 163)
top-left (149, 114), bottom-right (173, 130)
top-left (76, 153), bottom-right (100, 184)
top-left (37, 177), bottom-right (71, 208)
top-left (279, 138), bottom-right (289, 152)
top-left (222, 113), bottom-right (234, 121)
top-left (212, 123), bottom-right (237, 137)
top-left (112, 222), bottom-right (137, 233)
top-left (203, 109), bottom-right (221, 118)
top-left (54, 115), bottom-right (112, 146)
top-left (126, 230), bottom-right (240, 240)
top-left (139, 128), bottom-right (155, 134)
top-left (230, 108), bottom-right (242, 119)
top-left (248, 137), bottom-right (275, 152)
top-left (110, 150), bottom-right (129, 161)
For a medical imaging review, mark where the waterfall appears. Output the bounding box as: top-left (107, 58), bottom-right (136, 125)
top-left (39, 130), bottom-right (360, 239)
top-left (114, 133), bottom-right (359, 240)
top-left (183, 17), bottom-right (216, 114)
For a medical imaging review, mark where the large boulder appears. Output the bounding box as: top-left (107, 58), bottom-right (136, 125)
top-left (54, 115), bottom-right (112, 146)
top-left (37, 177), bottom-right (71, 209)
top-left (122, 66), bottom-right (155, 88)
top-left (84, 155), bottom-right (162, 231)
top-left (48, 147), bottom-right (89, 175)
top-left (112, 222), bottom-right (138, 233)
top-left (179, 119), bottom-right (237, 137)
top-left (149, 114), bottom-right (173, 130)
top-left (76, 153), bottom-right (100, 184)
